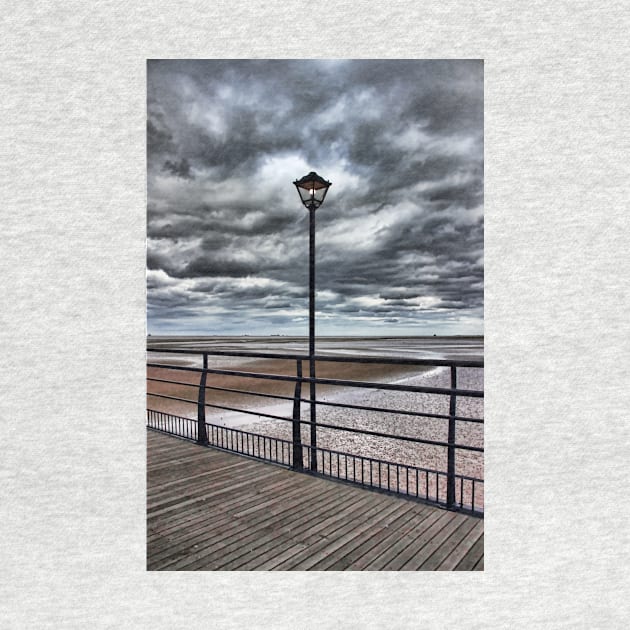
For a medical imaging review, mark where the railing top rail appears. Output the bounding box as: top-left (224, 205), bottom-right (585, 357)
top-left (146, 362), bottom-right (484, 398)
top-left (146, 347), bottom-right (484, 368)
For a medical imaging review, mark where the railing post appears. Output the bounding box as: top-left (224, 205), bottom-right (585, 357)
top-left (197, 353), bottom-right (209, 446)
top-left (292, 360), bottom-right (303, 470)
top-left (309, 358), bottom-right (317, 471)
top-left (446, 365), bottom-right (457, 508)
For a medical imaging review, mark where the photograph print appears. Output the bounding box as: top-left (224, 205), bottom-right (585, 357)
top-left (146, 59), bottom-right (484, 571)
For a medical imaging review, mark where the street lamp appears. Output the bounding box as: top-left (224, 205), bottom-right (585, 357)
top-left (294, 171), bottom-right (332, 471)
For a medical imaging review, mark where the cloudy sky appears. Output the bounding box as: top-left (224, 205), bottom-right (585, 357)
top-left (147, 59), bottom-right (483, 337)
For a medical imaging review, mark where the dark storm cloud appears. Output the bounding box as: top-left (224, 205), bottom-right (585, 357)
top-left (163, 158), bottom-right (194, 179)
top-left (147, 59), bottom-right (483, 335)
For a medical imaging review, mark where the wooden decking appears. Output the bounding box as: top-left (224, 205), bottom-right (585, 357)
top-left (147, 430), bottom-right (483, 571)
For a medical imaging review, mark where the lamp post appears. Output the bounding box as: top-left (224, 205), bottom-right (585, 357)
top-left (293, 171), bottom-right (332, 471)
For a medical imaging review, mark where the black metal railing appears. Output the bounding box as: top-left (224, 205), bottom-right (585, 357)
top-left (146, 348), bottom-right (484, 515)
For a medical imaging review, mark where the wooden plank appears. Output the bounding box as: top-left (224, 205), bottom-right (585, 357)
top-left (148, 467), bottom-right (286, 518)
top-left (272, 495), bottom-right (407, 571)
top-left (148, 478), bottom-right (349, 568)
top-left (404, 516), bottom-right (478, 570)
top-left (454, 534), bottom-right (484, 571)
top-left (155, 469), bottom-right (330, 521)
top-left (346, 508), bottom-right (439, 571)
top-left (148, 477), bottom-right (316, 561)
top-left (157, 481), bottom-right (366, 571)
top-left (148, 464), bottom-right (287, 511)
top-left (148, 459), bottom-right (257, 495)
top-left (206, 489), bottom-right (383, 571)
top-left (377, 512), bottom-right (466, 571)
top-left (244, 494), bottom-right (412, 571)
top-left (359, 510), bottom-right (453, 571)
top-left (148, 473), bottom-right (321, 541)
top-left (322, 504), bottom-right (430, 571)
top-left (283, 491), bottom-right (387, 546)
top-left (148, 448), bottom-right (279, 490)
top-left (241, 498), bottom-right (410, 570)
top-left (435, 520), bottom-right (484, 571)
top-left (179, 488), bottom-right (381, 571)
top-left (297, 500), bottom-right (418, 571)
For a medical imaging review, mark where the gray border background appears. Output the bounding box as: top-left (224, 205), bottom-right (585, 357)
top-left (2, 1), bottom-right (629, 628)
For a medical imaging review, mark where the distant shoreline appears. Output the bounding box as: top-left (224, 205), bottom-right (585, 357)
top-left (148, 334), bottom-right (484, 340)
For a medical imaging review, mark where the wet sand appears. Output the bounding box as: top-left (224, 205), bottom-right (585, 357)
top-left (147, 358), bottom-right (428, 420)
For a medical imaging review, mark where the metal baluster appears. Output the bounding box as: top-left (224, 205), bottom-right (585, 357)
top-left (446, 365), bottom-right (457, 508)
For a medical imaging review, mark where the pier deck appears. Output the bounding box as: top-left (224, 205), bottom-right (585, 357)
top-left (147, 430), bottom-right (483, 571)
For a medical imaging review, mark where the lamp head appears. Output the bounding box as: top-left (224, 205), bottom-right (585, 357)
top-left (293, 171), bottom-right (332, 210)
